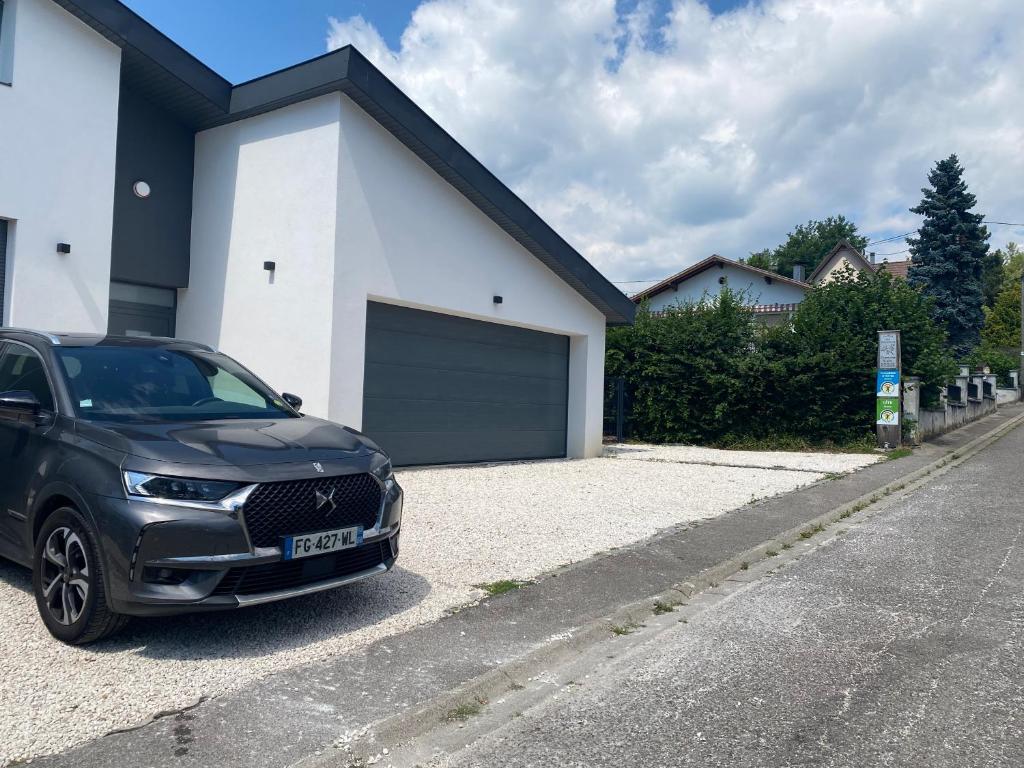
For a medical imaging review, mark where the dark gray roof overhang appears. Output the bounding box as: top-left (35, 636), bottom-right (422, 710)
top-left (54, 1), bottom-right (635, 326)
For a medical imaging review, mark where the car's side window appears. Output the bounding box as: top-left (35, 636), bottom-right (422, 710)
top-left (0, 345), bottom-right (55, 411)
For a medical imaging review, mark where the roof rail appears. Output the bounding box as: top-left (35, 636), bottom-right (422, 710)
top-left (0, 328), bottom-right (62, 345)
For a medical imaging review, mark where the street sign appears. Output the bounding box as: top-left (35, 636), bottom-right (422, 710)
top-left (876, 330), bottom-right (902, 448)
top-left (878, 332), bottom-right (899, 369)
top-left (876, 397), bottom-right (900, 425)
top-left (876, 369), bottom-right (900, 397)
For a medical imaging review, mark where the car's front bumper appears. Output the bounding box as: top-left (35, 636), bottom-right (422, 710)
top-left (90, 477), bottom-right (403, 617)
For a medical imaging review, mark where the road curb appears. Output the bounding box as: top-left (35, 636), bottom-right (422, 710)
top-left (299, 410), bottom-right (1024, 766)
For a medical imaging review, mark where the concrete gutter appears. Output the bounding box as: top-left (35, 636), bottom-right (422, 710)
top-left (35, 405), bottom-right (1024, 768)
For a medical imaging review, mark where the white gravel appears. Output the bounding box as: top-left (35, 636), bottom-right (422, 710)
top-left (605, 443), bottom-right (882, 473)
top-left (0, 449), bottom-right (870, 765)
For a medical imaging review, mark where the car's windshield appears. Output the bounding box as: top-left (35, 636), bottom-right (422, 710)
top-left (55, 346), bottom-right (297, 423)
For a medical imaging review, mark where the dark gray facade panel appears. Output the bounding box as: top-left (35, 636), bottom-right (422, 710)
top-left (110, 84), bottom-right (195, 288)
top-left (0, 219), bottom-right (7, 325)
top-left (362, 302), bottom-right (569, 466)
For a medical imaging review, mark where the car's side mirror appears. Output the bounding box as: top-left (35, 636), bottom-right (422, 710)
top-left (0, 390), bottom-right (42, 421)
top-left (281, 392), bottom-right (303, 411)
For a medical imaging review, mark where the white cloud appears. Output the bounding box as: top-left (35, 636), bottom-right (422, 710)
top-left (327, 0), bottom-right (1024, 287)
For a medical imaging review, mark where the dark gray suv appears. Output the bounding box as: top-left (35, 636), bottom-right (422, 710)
top-left (0, 330), bottom-right (403, 644)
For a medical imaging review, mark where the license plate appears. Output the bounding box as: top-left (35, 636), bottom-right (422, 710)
top-left (283, 526), bottom-right (363, 561)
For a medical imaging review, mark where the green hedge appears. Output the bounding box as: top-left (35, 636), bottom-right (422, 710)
top-left (607, 269), bottom-right (956, 445)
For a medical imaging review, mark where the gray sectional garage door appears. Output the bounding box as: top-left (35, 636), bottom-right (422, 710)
top-left (362, 302), bottom-right (569, 466)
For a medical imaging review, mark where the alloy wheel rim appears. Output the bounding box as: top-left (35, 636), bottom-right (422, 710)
top-left (40, 527), bottom-right (90, 626)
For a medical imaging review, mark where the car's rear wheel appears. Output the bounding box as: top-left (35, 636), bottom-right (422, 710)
top-left (33, 507), bottom-right (128, 644)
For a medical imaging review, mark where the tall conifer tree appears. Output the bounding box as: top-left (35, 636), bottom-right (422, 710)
top-left (907, 155), bottom-right (989, 356)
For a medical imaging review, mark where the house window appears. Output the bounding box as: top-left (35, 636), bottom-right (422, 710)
top-left (0, 0), bottom-right (13, 85)
top-left (0, 219), bottom-right (8, 326)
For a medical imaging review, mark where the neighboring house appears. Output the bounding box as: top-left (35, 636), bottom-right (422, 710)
top-left (878, 258), bottom-right (912, 279)
top-left (631, 255), bottom-right (810, 313)
top-left (634, 241), bottom-right (891, 325)
top-left (807, 240), bottom-right (878, 284)
top-left (0, 0), bottom-right (635, 465)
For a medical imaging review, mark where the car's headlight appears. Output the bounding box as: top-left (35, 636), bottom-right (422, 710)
top-left (124, 471), bottom-right (243, 502)
top-left (371, 457), bottom-right (393, 483)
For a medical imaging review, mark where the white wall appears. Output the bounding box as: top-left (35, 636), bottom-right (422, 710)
top-left (0, 0), bottom-right (120, 331)
top-left (178, 94), bottom-right (343, 415)
top-left (645, 262), bottom-right (807, 312)
top-left (331, 94), bottom-right (607, 458)
top-left (181, 91), bottom-right (609, 459)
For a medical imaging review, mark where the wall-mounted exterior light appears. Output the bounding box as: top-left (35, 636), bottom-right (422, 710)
top-left (133, 181), bottom-right (151, 199)
top-left (493, 295), bottom-right (503, 304)
top-left (264, 261), bottom-right (276, 272)
top-left (56, 243), bottom-right (71, 254)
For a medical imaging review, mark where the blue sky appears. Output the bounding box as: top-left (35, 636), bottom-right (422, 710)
top-left (122, 0), bottom-right (749, 83)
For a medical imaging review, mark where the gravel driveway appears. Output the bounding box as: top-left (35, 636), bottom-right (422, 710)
top-left (0, 446), bottom-right (879, 765)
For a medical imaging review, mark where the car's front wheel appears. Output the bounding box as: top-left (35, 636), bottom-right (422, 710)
top-left (33, 507), bottom-right (128, 644)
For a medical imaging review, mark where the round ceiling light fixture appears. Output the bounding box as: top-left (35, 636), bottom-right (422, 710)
top-left (133, 181), bottom-right (152, 199)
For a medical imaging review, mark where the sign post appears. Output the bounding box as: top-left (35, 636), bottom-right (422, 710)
top-left (876, 330), bottom-right (902, 449)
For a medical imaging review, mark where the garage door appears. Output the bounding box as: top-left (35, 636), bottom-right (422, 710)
top-left (362, 302), bottom-right (569, 466)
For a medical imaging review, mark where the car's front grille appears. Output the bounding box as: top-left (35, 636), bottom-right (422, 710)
top-left (212, 540), bottom-right (391, 596)
top-left (242, 473), bottom-right (382, 548)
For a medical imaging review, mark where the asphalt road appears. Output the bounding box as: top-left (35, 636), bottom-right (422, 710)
top-left (434, 426), bottom-right (1024, 768)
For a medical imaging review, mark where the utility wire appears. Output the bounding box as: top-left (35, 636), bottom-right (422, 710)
top-left (609, 220), bottom-right (1022, 284)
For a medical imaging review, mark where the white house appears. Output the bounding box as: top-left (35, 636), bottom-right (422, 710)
top-left (633, 242), bottom-right (882, 324)
top-left (0, 0), bottom-right (634, 465)
top-left (632, 255), bottom-right (810, 319)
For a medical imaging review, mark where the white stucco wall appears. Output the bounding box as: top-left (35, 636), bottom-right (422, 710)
top-left (332, 94), bottom-right (606, 458)
top-left (645, 262), bottom-right (808, 312)
top-left (180, 91), bottom-right (608, 458)
top-left (178, 94), bottom-right (343, 415)
top-left (0, 0), bottom-right (121, 331)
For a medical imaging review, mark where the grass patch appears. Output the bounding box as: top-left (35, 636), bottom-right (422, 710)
top-left (476, 579), bottom-right (529, 597)
top-left (781, 542), bottom-right (793, 550)
top-left (446, 698), bottom-right (488, 722)
top-left (799, 523), bottom-right (826, 540)
top-left (709, 434), bottom-right (878, 454)
top-left (887, 448), bottom-right (913, 460)
top-left (652, 601), bottom-right (676, 615)
top-left (765, 549), bottom-right (779, 557)
top-left (740, 561), bottom-right (749, 570)
top-left (610, 621), bottom-right (641, 636)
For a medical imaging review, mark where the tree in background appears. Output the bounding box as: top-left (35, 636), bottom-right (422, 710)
top-left (906, 155), bottom-right (989, 357)
top-left (995, 242), bottom-right (1023, 285)
top-left (981, 248), bottom-right (1005, 308)
top-left (748, 216), bottom-right (867, 277)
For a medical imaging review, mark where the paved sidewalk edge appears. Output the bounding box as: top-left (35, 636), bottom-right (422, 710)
top-left (303, 409), bottom-right (1024, 766)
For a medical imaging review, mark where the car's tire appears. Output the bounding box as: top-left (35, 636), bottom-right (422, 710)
top-left (32, 507), bottom-right (129, 645)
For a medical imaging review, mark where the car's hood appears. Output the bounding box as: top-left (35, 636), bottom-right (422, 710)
top-left (77, 416), bottom-right (380, 468)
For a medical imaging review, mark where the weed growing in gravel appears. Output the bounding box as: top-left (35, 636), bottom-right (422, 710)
top-left (781, 543), bottom-right (793, 550)
top-left (477, 580), bottom-right (529, 597)
top-left (740, 561), bottom-right (749, 570)
top-left (652, 601), bottom-right (676, 615)
top-left (887, 448), bottom-right (913, 460)
top-left (610, 622), bottom-right (641, 636)
top-left (766, 549), bottom-right (779, 557)
top-left (799, 523), bottom-right (825, 540)
top-left (824, 472), bottom-right (843, 482)
top-left (446, 698), bottom-right (488, 722)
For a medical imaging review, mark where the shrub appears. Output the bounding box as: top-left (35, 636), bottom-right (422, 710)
top-left (610, 269), bottom-right (956, 445)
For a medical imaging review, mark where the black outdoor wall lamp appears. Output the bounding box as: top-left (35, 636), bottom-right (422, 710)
top-left (264, 261), bottom-right (276, 272)
top-left (493, 295), bottom-right (503, 304)
top-left (56, 243), bottom-right (71, 254)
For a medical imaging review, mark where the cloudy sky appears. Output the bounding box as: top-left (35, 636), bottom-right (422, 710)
top-left (128, 0), bottom-right (1024, 288)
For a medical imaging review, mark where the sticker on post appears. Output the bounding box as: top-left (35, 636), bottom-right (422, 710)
top-left (876, 397), bottom-right (900, 426)
top-left (876, 370), bottom-right (900, 397)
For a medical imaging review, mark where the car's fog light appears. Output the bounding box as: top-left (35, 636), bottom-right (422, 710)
top-left (142, 567), bottom-right (190, 585)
